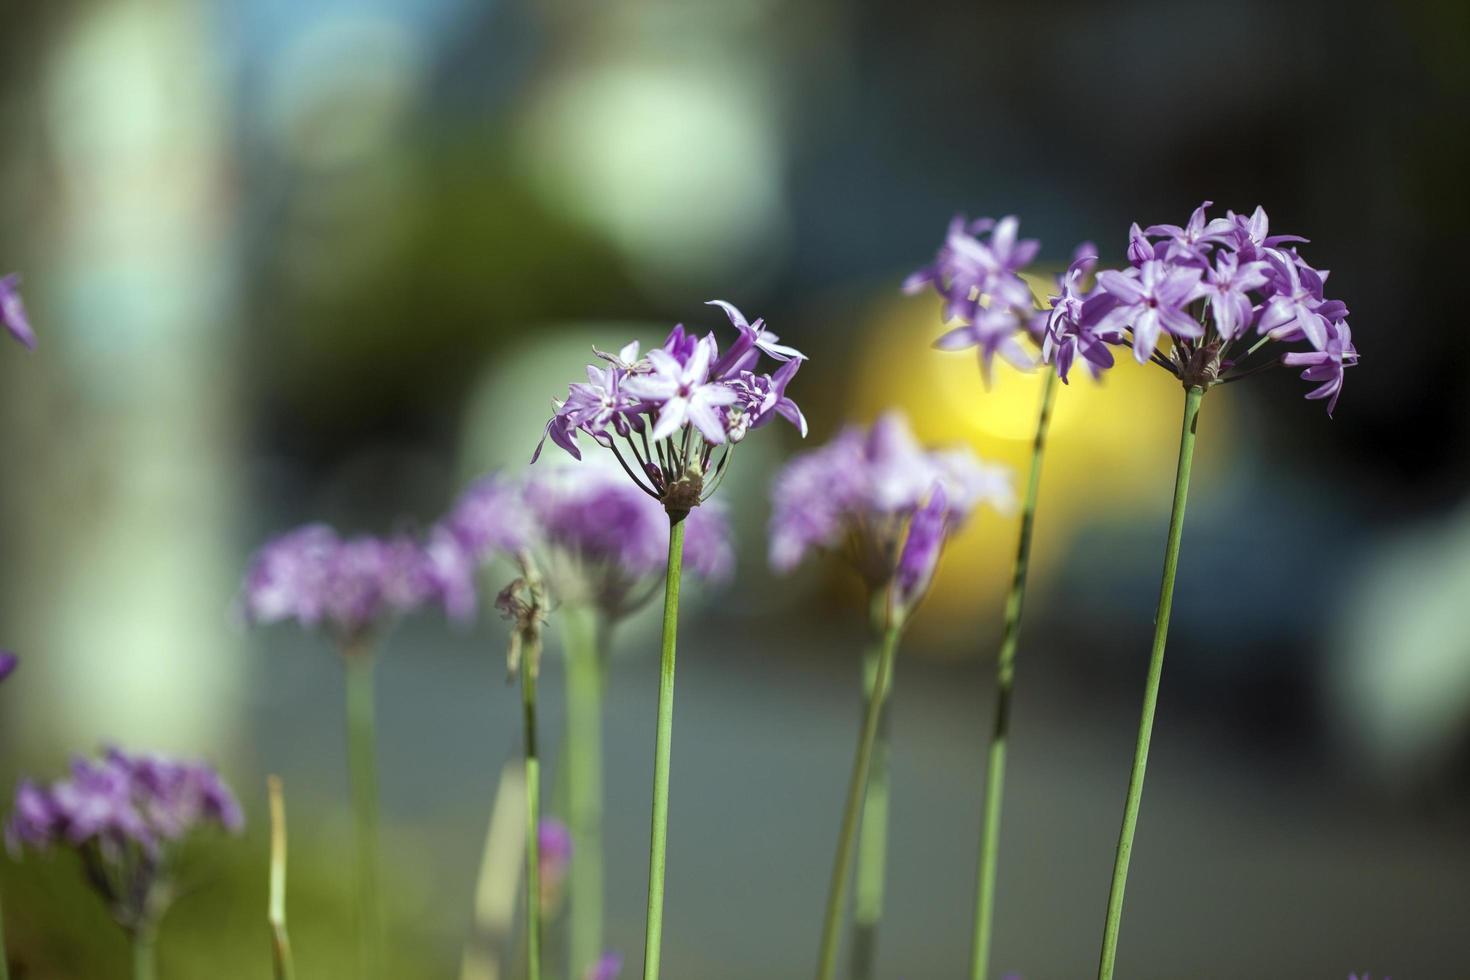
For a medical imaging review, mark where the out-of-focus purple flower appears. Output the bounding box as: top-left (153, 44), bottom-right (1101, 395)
top-left (518, 464), bottom-right (733, 619)
top-left (6, 747), bottom-right (242, 933)
top-left (538, 817), bottom-right (572, 912)
top-left (769, 411), bottom-right (1011, 616)
top-left (0, 651), bottom-right (16, 684)
top-left (0, 274), bottom-right (35, 349)
top-left (585, 952), bottom-right (623, 980)
top-left (443, 474), bottom-right (534, 562)
top-left (240, 525), bottom-right (445, 643)
top-left (906, 215), bottom-right (1042, 382)
top-left (893, 483), bottom-right (949, 611)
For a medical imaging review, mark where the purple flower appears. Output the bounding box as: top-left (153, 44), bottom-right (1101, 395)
top-left (518, 465), bottom-right (733, 618)
top-left (622, 336), bottom-right (736, 444)
top-left (586, 952), bottom-right (623, 980)
top-left (1042, 253), bottom-right (1120, 384)
top-left (241, 525), bottom-right (446, 643)
top-left (0, 274), bottom-right (35, 349)
top-left (1093, 260), bottom-right (1204, 363)
top-left (0, 651), bottom-right (16, 684)
top-left (707, 299), bottom-right (805, 377)
top-left (1038, 203), bottom-right (1359, 410)
top-left (1281, 320), bottom-right (1357, 416)
top-left (7, 747), bottom-right (242, 933)
top-left (906, 215), bottom-right (1042, 382)
top-left (443, 474), bottom-right (534, 562)
top-left (536, 302), bottom-right (806, 512)
top-left (769, 411), bottom-right (1012, 613)
top-left (538, 817), bottom-right (572, 910)
top-left (1194, 250), bottom-right (1270, 342)
top-left (893, 483), bottom-right (949, 612)
top-left (1143, 200), bottom-right (1234, 263)
top-left (1256, 251), bottom-right (1333, 349)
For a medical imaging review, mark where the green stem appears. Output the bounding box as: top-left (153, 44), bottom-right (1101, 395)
top-left (1096, 384), bottom-right (1204, 980)
top-left (268, 775), bottom-right (296, 980)
top-left (970, 367), bottom-right (1059, 980)
top-left (0, 880), bottom-right (10, 980)
top-left (523, 654), bottom-right (543, 980)
top-left (641, 516), bottom-right (686, 980)
top-left (563, 603), bottom-right (606, 978)
top-left (131, 926), bottom-right (157, 980)
top-left (850, 598), bottom-right (896, 980)
top-left (816, 616), bottom-right (903, 980)
top-left (346, 647), bottom-right (384, 980)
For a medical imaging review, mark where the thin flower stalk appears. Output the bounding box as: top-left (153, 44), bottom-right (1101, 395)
top-left (850, 596), bottom-right (893, 980)
top-left (345, 645), bottom-right (385, 980)
top-left (641, 517), bottom-right (685, 980)
top-left (970, 367), bottom-right (1058, 980)
top-left (267, 775), bottom-right (296, 980)
top-left (530, 301), bottom-right (802, 979)
top-left (771, 413), bottom-right (1011, 979)
top-left (1096, 384), bottom-right (1203, 979)
top-left (562, 602), bottom-right (607, 977)
top-left (817, 612), bottom-right (903, 980)
top-left (0, 652), bottom-right (13, 980)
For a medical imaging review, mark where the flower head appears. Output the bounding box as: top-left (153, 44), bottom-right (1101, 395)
top-left (770, 411), bottom-right (1012, 619)
top-left (538, 817), bottom-right (572, 913)
top-left (536, 302), bottom-right (807, 517)
top-left (240, 525), bottom-right (451, 644)
top-left (0, 651), bottom-right (16, 684)
top-left (0, 274), bottom-right (35, 350)
top-left (905, 215), bottom-right (1041, 382)
top-left (6, 747), bottom-right (242, 934)
top-left (1031, 201), bottom-right (1357, 411)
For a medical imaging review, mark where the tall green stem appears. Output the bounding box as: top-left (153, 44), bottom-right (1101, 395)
top-left (523, 656), bottom-right (543, 980)
top-left (563, 602), bottom-right (606, 978)
top-left (346, 647), bottom-right (384, 980)
top-left (0, 881), bottom-right (10, 980)
top-left (850, 597), bottom-right (895, 980)
top-left (816, 616), bottom-right (903, 980)
top-left (641, 516), bottom-right (686, 980)
top-left (970, 367), bottom-right (1059, 980)
top-left (131, 926), bottom-right (157, 980)
top-left (268, 775), bottom-right (296, 980)
top-left (1096, 384), bottom-right (1204, 980)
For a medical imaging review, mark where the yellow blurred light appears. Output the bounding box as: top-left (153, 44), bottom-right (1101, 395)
top-left (852, 291), bottom-right (1233, 642)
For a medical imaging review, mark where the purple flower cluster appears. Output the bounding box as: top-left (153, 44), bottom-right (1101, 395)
top-left (769, 411), bottom-right (1013, 615)
top-left (536, 301), bottom-right (807, 513)
top-left (903, 216), bottom-right (1043, 382)
top-left (7, 748), bottom-right (242, 932)
top-left (240, 524), bottom-right (468, 644)
top-left (1, 274), bottom-right (34, 349)
top-left (1041, 202), bottom-right (1359, 413)
top-left (438, 465), bottom-right (733, 621)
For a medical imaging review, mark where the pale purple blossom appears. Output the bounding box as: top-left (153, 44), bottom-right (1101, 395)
top-left (770, 411), bottom-right (1011, 615)
top-left (240, 525), bottom-right (451, 642)
top-left (894, 484), bottom-right (949, 610)
top-left (0, 651), bottom-right (16, 684)
top-left (905, 215), bottom-right (1041, 382)
top-left (0, 274), bottom-right (34, 350)
top-left (538, 818), bottom-right (572, 909)
top-left (7, 747), bottom-right (242, 934)
top-left (536, 303), bottom-right (807, 513)
top-left (1026, 201), bottom-right (1358, 411)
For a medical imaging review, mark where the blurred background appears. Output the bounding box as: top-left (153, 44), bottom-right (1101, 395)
top-left (1, 0), bottom-right (1468, 976)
